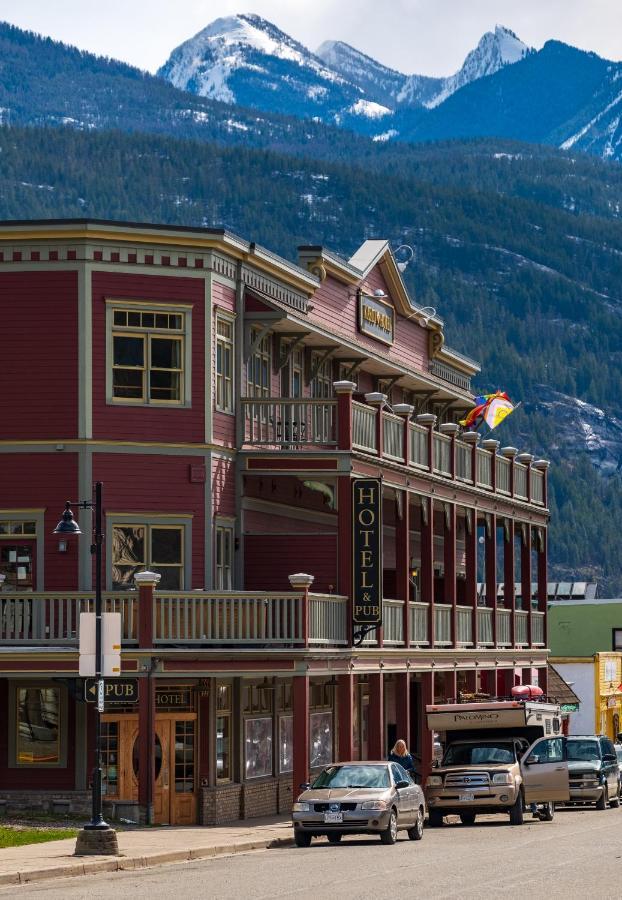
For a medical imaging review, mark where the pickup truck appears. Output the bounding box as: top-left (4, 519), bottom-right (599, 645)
top-left (425, 699), bottom-right (570, 826)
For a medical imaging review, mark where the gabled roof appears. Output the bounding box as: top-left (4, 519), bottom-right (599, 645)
top-left (548, 665), bottom-right (581, 708)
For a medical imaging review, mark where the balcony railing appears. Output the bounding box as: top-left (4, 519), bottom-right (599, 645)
top-left (410, 601), bottom-right (429, 645)
top-left (434, 604), bottom-right (452, 646)
top-left (496, 608), bottom-right (512, 646)
top-left (532, 611), bottom-right (545, 646)
top-left (514, 610), bottom-right (529, 645)
top-left (383, 598), bottom-right (404, 645)
top-left (241, 396), bottom-right (546, 508)
top-left (456, 606), bottom-right (473, 645)
top-left (242, 398), bottom-right (337, 446)
top-left (0, 593), bottom-right (138, 644)
top-left (477, 607), bottom-right (494, 646)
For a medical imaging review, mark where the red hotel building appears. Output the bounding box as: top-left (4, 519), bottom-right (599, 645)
top-left (0, 220), bottom-right (550, 825)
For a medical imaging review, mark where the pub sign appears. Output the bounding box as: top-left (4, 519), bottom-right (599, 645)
top-left (352, 478), bottom-right (383, 625)
top-left (358, 290), bottom-right (394, 345)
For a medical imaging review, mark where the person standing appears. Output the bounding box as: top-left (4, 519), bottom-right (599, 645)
top-left (389, 739), bottom-right (418, 780)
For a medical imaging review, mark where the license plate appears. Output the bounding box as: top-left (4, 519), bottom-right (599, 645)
top-left (459, 793), bottom-right (475, 802)
top-left (324, 812), bottom-right (343, 823)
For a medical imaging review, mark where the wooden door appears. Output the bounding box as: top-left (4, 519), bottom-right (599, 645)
top-left (154, 715), bottom-right (197, 825)
top-left (153, 721), bottom-right (170, 824)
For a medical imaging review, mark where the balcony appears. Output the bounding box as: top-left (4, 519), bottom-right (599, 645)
top-left (0, 593), bottom-right (545, 651)
top-left (242, 395), bottom-right (547, 507)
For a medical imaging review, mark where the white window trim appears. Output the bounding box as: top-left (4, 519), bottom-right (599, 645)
top-left (105, 299), bottom-right (193, 408)
top-left (106, 513), bottom-right (192, 590)
top-left (214, 518), bottom-right (235, 591)
top-left (215, 311), bottom-right (236, 415)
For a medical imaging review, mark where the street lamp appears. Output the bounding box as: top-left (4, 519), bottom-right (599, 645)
top-left (54, 481), bottom-right (118, 855)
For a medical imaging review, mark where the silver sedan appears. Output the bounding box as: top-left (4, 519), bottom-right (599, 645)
top-left (292, 760), bottom-right (426, 846)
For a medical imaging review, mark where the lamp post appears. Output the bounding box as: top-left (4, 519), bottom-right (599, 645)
top-left (54, 481), bottom-right (118, 855)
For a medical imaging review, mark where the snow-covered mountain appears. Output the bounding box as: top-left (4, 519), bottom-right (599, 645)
top-left (315, 40), bottom-right (410, 107)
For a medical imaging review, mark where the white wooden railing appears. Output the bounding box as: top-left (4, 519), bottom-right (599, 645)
top-left (383, 414), bottom-right (404, 461)
top-left (531, 611), bottom-right (545, 645)
top-left (433, 433), bottom-right (452, 475)
top-left (514, 464), bottom-right (528, 499)
top-left (242, 398), bottom-right (337, 446)
top-left (496, 456), bottom-right (511, 494)
top-left (531, 470), bottom-right (544, 505)
top-left (352, 402), bottom-right (377, 452)
top-left (514, 610), bottom-right (529, 645)
top-left (308, 594), bottom-right (348, 645)
top-left (456, 606), bottom-right (473, 645)
top-left (410, 602), bottom-right (429, 645)
top-left (455, 442), bottom-right (472, 481)
top-left (383, 598), bottom-right (404, 645)
top-left (434, 604), bottom-right (452, 645)
top-left (496, 608), bottom-right (512, 646)
top-left (476, 448), bottom-right (492, 488)
top-left (409, 423), bottom-right (428, 468)
top-left (0, 593), bottom-right (138, 643)
top-left (477, 606), bottom-right (494, 645)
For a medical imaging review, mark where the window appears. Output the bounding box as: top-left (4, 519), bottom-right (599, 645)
top-left (247, 330), bottom-right (271, 398)
top-left (16, 686), bottom-right (61, 766)
top-left (109, 303), bottom-right (189, 405)
top-left (216, 683), bottom-right (232, 783)
top-left (101, 722), bottom-right (119, 796)
top-left (0, 519), bottom-right (37, 592)
top-left (310, 711), bottom-right (333, 769)
top-left (215, 523), bottom-right (234, 590)
top-left (614, 629), bottom-right (622, 651)
top-left (216, 316), bottom-right (234, 413)
top-left (175, 721), bottom-right (195, 793)
top-left (245, 717), bottom-right (273, 779)
top-left (112, 524), bottom-right (184, 590)
top-left (526, 737), bottom-right (564, 765)
top-left (279, 715), bottom-right (293, 774)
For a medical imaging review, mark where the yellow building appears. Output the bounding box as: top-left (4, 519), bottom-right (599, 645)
top-left (596, 653), bottom-right (622, 739)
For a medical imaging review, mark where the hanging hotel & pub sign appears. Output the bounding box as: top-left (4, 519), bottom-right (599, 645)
top-left (352, 477), bottom-right (383, 626)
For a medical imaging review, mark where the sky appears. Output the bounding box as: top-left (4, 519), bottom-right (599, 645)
top-left (2, 0), bottom-right (621, 75)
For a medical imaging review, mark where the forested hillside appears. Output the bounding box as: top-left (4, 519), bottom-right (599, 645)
top-left (1, 125), bottom-right (621, 593)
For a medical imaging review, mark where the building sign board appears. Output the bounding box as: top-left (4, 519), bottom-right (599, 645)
top-left (352, 478), bottom-right (383, 625)
top-left (358, 292), bottom-right (394, 345)
top-left (85, 677), bottom-right (139, 704)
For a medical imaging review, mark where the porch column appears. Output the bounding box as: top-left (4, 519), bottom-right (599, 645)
top-left (333, 380), bottom-right (355, 452)
top-left (395, 672), bottom-right (410, 750)
top-left (464, 509), bottom-right (478, 646)
top-left (337, 673), bottom-right (355, 761)
top-left (135, 570), bottom-right (160, 648)
top-left (419, 672), bottom-right (435, 783)
top-left (288, 573), bottom-right (314, 647)
top-left (497, 668), bottom-right (514, 697)
top-left (503, 519), bottom-right (516, 646)
top-left (485, 514), bottom-right (497, 646)
top-left (293, 675), bottom-right (310, 791)
top-left (537, 526), bottom-right (548, 648)
top-left (367, 673), bottom-right (384, 759)
top-left (443, 503), bottom-right (457, 647)
top-left (520, 524), bottom-right (532, 647)
top-left (337, 476), bottom-right (353, 635)
top-left (395, 489), bottom-right (410, 647)
top-left (138, 667), bottom-right (156, 825)
top-left (364, 392), bottom-right (387, 459)
top-left (420, 497), bottom-right (435, 646)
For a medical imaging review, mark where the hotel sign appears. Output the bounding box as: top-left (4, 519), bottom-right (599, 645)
top-left (358, 292), bottom-right (394, 345)
top-left (352, 478), bottom-right (383, 625)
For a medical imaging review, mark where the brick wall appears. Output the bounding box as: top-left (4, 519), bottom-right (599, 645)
top-left (199, 783), bottom-right (242, 825)
top-left (0, 791), bottom-right (91, 816)
top-left (242, 780), bottom-right (278, 819)
top-left (277, 777), bottom-right (294, 815)
top-left (199, 778), bottom-right (294, 824)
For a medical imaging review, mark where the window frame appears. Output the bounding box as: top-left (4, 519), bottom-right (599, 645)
top-left (214, 520), bottom-right (235, 590)
top-left (107, 515), bottom-right (191, 590)
top-left (215, 681), bottom-right (233, 784)
top-left (106, 299), bottom-right (192, 408)
top-left (215, 313), bottom-right (235, 414)
top-left (246, 329), bottom-right (272, 398)
top-left (9, 681), bottom-right (68, 769)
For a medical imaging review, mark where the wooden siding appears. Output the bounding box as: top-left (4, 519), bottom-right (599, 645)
top-left (0, 452), bottom-right (79, 590)
top-left (94, 452), bottom-right (205, 589)
top-left (244, 533), bottom-right (337, 593)
top-left (0, 271), bottom-right (79, 439)
top-left (244, 509), bottom-right (337, 535)
top-left (212, 281), bottom-right (236, 447)
top-left (212, 456), bottom-right (235, 518)
top-left (308, 273), bottom-right (429, 373)
top-left (91, 272), bottom-right (205, 442)
top-left (0, 680), bottom-right (76, 790)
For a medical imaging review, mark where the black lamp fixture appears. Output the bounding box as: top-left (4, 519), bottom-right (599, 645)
top-left (53, 482), bottom-right (118, 855)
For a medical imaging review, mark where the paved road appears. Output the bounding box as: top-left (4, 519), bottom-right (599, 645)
top-left (4, 807), bottom-right (621, 900)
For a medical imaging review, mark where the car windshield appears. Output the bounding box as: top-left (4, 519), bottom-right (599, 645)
top-left (311, 765), bottom-right (390, 789)
top-left (443, 742), bottom-right (516, 766)
top-left (567, 740), bottom-right (600, 762)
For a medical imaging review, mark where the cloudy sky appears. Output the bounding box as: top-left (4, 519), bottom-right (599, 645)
top-left (4, 1), bottom-right (621, 75)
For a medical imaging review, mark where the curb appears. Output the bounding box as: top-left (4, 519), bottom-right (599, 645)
top-left (5, 835), bottom-right (294, 886)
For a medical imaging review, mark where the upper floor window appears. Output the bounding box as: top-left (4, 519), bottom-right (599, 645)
top-left (111, 524), bottom-right (184, 590)
top-left (247, 330), bottom-right (271, 398)
top-left (311, 355), bottom-right (333, 399)
top-left (215, 522), bottom-right (234, 590)
top-left (107, 302), bottom-right (191, 406)
top-left (216, 316), bottom-right (234, 413)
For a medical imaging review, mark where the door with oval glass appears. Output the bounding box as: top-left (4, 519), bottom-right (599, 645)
top-left (153, 714), bottom-right (197, 825)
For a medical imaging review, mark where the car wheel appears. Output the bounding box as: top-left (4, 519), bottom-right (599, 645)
top-left (294, 832), bottom-right (312, 848)
top-left (408, 807), bottom-right (424, 841)
top-left (380, 808), bottom-right (398, 845)
top-left (596, 785), bottom-right (608, 811)
top-left (459, 812), bottom-right (476, 826)
top-left (609, 785), bottom-right (620, 808)
top-left (428, 809), bottom-right (444, 828)
top-left (509, 793), bottom-right (524, 826)
top-left (327, 833), bottom-right (342, 844)
top-left (540, 802), bottom-right (555, 822)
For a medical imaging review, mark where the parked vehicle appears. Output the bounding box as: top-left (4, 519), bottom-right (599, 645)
top-left (615, 744), bottom-right (622, 797)
top-left (292, 761), bottom-right (425, 846)
top-left (425, 698), bottom-right (570, 826)
top-left (566, 735), bottom-right (621, 809)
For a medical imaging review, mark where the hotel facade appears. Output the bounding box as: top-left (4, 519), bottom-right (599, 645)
top-left (0, 220), bottom-right (550, 825)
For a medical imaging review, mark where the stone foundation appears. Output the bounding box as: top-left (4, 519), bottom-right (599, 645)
top-left (74, 827), bottom-right (119, 856)
top-left (199, 783), bottom-right (242, 825)
top-left (0, 791), bottom-right (91, 817)
top-left (199, 776), bottom-right (294, 825)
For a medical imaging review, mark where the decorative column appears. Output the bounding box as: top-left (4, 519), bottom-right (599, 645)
top-left (135, 570), bottom-right (160, 649)
top-left (501, 446), bottom-right (518, 498)
top-left (485, 514), bottom-right (497, 646)
top-left (419, 671), bottom-right (435, 783)
top-left (464, 509), bottom-right (478, 647)
top-left (520, 523), bottom-right (532, 647)
top-left (439, 422), bottom-right (460, 479)
top-left (481, 438), bottom-right (500, 492)
top-left (134, 572), bottom-right (160, 826)
top-left (395, 672), bottom-right (411, 750)
top-left (333, 380), bottom-right (356, 452)
top-left (364, 392), bottom-right (387, 459)
top-left (394, 403), bottom-right (414, 466)
top-left (367, 672), bottom-right (384, 759)
top-left (517, 452), bottom-right (534, 504)
top-left (416, 413), bottom-right (437, 474)
top-left (461, 430), bottom-right (479, 485)
top-left (503, 520), bottom-right (516, 646)
top-left (288, 573), bottom-right (314, 647)
top-left (537, 526), bottom-right (548, 648)
top-left (337, 673), bottom-right (355, 761)
top-left (293, 675), bottom-right (310, 792)
top-left (420, 497), bottom-right (435, 647)
top-left (443, 504), bottom-right (457, 647)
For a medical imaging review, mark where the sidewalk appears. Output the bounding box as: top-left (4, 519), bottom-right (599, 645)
top-left (0, 816), bottom-right (294, 886)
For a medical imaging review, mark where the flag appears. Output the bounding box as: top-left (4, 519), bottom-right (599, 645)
top-left (459, 390), bottom-right (516, 431)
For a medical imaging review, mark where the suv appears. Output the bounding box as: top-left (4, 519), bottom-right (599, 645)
top-left (566, 735), bottom-right (621, 809)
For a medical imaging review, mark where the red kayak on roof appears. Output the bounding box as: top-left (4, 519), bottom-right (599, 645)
top-left (511, 684), bottom-right (544, 699)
